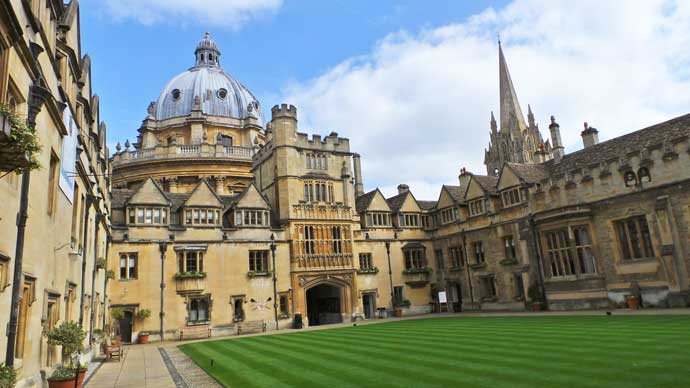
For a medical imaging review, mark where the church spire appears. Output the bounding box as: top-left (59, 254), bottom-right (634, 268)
top-left (498, 40), bottom-right (527, 132)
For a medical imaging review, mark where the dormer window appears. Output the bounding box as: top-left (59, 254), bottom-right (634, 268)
top-left (127, 207), bottom-right (168, 225)
top-left (501, 187), bottom-right (524, 208)
top-left (469, 199), bottom-right (486, 216)
top-left (234, 209), bottom-right (270, 227)
top-left (398, 213), bottom-right (420, 228)
top-left (365, 212), bottom-right (390, 227)
top-left (184, 208), bottom-right (221, 225)
top-left (171, 89), bottom-right (181, 100)
top-left (439, 207), bottom-right (459, 224)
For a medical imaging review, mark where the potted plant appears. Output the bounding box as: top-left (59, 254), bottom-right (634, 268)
top-left (0, 363), bottom-right (16, 388)
top-left (0, 102), bottom-right (41, 172)
top-left (394, 300), bottom-right (411, 317)
top-left (527, 283), bottom-right (544, 312)
top-left (45, 321), bottom-right (87, 388)
top-left (106, 269), bottom-right (115, 279)
top-left (136, 309), bottom-right (152, 344)
top-left (96, 257), bottom-right (107, 269)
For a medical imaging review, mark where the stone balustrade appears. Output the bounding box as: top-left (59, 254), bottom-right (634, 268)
top-left (111, 143), bottom-right (255, 166)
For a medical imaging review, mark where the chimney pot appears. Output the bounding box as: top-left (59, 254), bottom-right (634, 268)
top-left (397, 184), bottom-right (410, 195)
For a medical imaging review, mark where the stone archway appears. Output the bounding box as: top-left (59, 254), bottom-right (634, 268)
top-left (306, 283), bottom-right (343, 326)
top-left (296, 274), bottom-right (355, 326)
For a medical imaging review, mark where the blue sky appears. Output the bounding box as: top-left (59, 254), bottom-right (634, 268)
top-left (81, 1), bottom-right (690, 199)
top-left (82, 1), bottom-right (506, 148)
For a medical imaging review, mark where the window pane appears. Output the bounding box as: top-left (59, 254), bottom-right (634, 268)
top-left (154, 209), bottom-right (160, 223)
top-left (145, 209), bottom-right (152, 224)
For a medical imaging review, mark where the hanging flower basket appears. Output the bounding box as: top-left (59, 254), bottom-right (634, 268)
top-left (0, 103), bottom-right (41, 173)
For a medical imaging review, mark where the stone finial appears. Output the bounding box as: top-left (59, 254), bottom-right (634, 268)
top-left (203, 131), bottom-right (208, 142)
top-left (193, 95), bottom-right (201, 108)
top-left (147, 102), bottom-right (155, 116)
top-left (116, 142), bottom-right (122, 152)
top-left (124, 139), bottom-right (131, 150)
top-left (549, 115), bottom-right (558, 127)
top-left (490, 111), bottom-right (497, 132)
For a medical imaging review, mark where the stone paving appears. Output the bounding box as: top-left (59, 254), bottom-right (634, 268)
top-left (86, 309), bottom-right (690, 388)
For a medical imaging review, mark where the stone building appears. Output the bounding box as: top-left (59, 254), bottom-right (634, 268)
top-left (106, 32), bottom-right (690, 346)
top-left (0, 1), bottom-right (111, 387)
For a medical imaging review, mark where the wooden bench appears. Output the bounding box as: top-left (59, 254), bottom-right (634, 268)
top-left (237, 320), bottom-right (266, 335)
top-left (103, 337), bottom-right (123, 362)
top-left (179, 325), bottom-right (211, 341)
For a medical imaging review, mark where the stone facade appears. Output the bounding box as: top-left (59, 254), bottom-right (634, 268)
top-left (104, 32), bottom-right (690, 350)
top-left (0, 1), bottom-right (111, 387)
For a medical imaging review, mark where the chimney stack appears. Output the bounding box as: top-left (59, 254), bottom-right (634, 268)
top-left (353, 153), bottom-right (364, 196)
top-left (581, 122), bottom-right (599, 149)
top-left (397, 184), bottom-right (409, 195)
top-left (549, 115), bottom-right (564, 163)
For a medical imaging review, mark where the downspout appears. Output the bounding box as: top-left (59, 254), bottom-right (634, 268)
top-left (102, 235), bottom-right (110, 329)
top-left (159, 242), bottom-right (169, 341)
top-left (528, 215), bottom-right (548, 309)
top-left (5, 82), bottom-right (49, 367)
top-left (78, 195), bottom-right (93, 328)
top-left (462, 233), bottom-right (476, 310)
top-left (88, 210), bottom-right (101, 345)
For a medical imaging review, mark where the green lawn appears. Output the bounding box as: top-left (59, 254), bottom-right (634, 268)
top-left (179, 315), bottom-right (690, 388)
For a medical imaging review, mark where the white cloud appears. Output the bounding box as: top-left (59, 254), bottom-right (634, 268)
top-left (281, 0), bottom-right (690, 200)
top-left (95, 0), bottom-right (282, 27)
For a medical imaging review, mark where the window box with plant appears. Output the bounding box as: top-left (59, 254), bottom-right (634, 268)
top-left (96, 257), bottom-right (107, 269)
top-left (45, 321), bottom-right (87, 388)
top-left (402, 267), bottom-right (432, 275)
top-left (174, 272), bottom-right (206, 293)
top-left (357, 267), bottom-right (379, 275)
top-left (246, 270), bottom-right (272, 278)
top-left (106, 269), bottom-right (115, 279)
top-left (449, 266), bottom-right (464, 272)
top-left (0, 103), bottom-right (41, 173)
top-left (499, 258), bottom-right (519, 266)
top-left (403, 267), bottom-right (431, 287)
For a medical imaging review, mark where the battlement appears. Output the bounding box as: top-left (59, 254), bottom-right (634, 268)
top-left (271, 103), bottom-right (297, 119)
top-left (295, 131), bottom-right (351, 153)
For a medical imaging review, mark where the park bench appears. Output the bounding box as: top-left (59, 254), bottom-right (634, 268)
top-left (237, 320), bottom-right (266, 335)
top-left (103, 336), bottom-right (123, 361)
top-left (179, 324), bottom-right (211, 341)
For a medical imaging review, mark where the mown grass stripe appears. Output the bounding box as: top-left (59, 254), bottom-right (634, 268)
top-left (179, 315), bottom-right (690, 388)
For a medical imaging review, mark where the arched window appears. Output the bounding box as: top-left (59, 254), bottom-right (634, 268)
top-left (624, 171), bottom-right (637, 187)
top-left (638, 167), bottom-right (651, 183)
top-left (219, 134), bottom-right (232, 147)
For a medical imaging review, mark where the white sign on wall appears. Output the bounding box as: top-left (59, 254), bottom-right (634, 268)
top-left (58, 107), bottom-right (77, 203)
top-left (438, 291), bottom-right (447, 304)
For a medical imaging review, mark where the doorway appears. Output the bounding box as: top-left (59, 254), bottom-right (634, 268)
top-left (118, 310), bottom-right (134, 343)
top-left (306, 284), bottom-right (343, 326)
top-left (362, 293), bottom-right (376, 319)
top-left (454, 282), bottom-right (463, 312)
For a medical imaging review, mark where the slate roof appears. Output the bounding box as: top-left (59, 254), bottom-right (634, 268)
top-left (386, 192), bottom-right (409, 212)
top-left (472, 176), bottom-right (499, 193)
top-left (443, 185), bottom-right (465, 202)
top-left (355, 189), bottom-right (378, 213)
top-left (111, 189), bottom-right (135, 209)
top-left (505, 163), bottom-right (548, 184)
top-left (417, 200), bottom-right (438, 210)
top-left (111, 189), bottom-right (239, 212)
top-left (545, 113), bottom-right (690, 177)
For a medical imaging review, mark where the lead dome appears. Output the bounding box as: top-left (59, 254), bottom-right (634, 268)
top-left (153, 32), bottom-right (265, 126)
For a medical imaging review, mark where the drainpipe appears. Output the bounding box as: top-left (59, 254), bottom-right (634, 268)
top-left (5, 82), bottom-right (49, 367)
top-left (462, 233), bottom-right (476, 310)
top-left (88, 210), bottom-right (101, 345)
top-left (159, 241), bottom-right (169, 341)
top-left (528, 215), bottom-right (548, 309)
top-left (78, 195), bottom-right (93, 329)
top-left (102, 235), bottom-right (110, 329)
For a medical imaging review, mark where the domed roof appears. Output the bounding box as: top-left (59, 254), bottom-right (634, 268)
top-left (154, 33), bottom-right (265, 126)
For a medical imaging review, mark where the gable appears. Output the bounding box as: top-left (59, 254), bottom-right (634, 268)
top-left (398, 193), bottom-right (422, 213)
top-left (367, 191), bottom-right (391, 212)
top-left (437, 188), bottom-right (456, 209)
top-left (235, 184), bottom-right (270, 209)
top-left (185, 181), bottom-right (223, 208)
top-left (498, 166), bottom-right (521, 190)
top-left (128, 178), bottom-right (169, 206)
top-left (464, 178), bottom-right (486, 201)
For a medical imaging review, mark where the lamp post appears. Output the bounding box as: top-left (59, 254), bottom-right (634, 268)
top-left (385, 232), bottom-right (397, 313)
top-left (270, 234), bottom-right (279, 331)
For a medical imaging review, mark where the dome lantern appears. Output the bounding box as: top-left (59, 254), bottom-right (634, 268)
top-left (195, 32), bottom-right (221, 67)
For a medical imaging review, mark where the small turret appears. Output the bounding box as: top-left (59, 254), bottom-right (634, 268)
top-left (490, 111), bottom-right (497, 133)
top-left (270, 104), bottom-right (298, 146)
